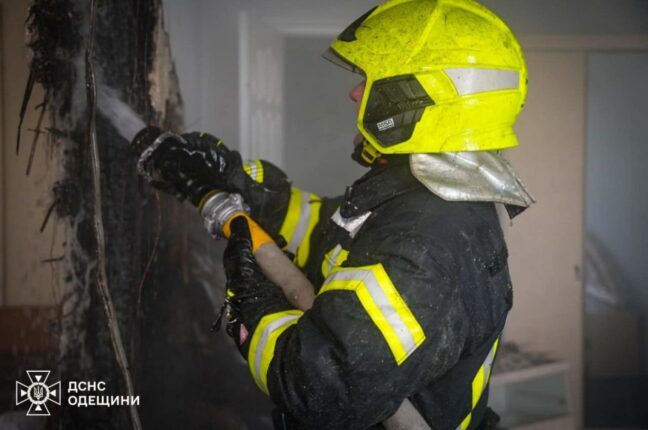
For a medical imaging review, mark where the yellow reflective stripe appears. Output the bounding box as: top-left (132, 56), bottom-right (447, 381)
top-left (247, 310), bottom-right (303, 395)
top-left (457, 337), bottom-right (500, 430)
top-left (472, 367), bottom-right (486, 407)
top-left (279, 188), bottom-right (321, 260)
top-left (253, 160), bottom-right (264, 183)
top-left (295, 196), bottom-right (321, 268)
top-left (472, 338), bottom-right (499, 406)
top-left (336, 249), bottom-right (350, 265)
top-left (279, 187), bottom-right (303, 251)
top-left (243, 160), bottom-right (264, 183)
top-left (321, 244), bottom-right (350, 278)
top-left (459, 413), bottom-right (472, 430)
top-left (320, 264), bottom-right (426, 365)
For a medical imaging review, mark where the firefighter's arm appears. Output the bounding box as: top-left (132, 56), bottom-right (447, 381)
top-left (133, 127), bottom-right (327, 253)
top-left (224, 221), bottom-right (468, 429)
top-left (236, 158), bottom-right (345, 269)
top-left (242, 160), bottom-right (323, 266)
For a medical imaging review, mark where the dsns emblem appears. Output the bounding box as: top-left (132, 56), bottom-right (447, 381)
top-left (15, 370), bottom-right (61, 416)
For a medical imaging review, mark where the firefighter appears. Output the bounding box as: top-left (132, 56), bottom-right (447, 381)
top-left (141, 0), bottom-right (534, 428)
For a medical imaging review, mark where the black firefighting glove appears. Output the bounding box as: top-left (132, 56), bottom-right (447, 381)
top-left (221, 216), bottom-right (292, 356)
top-left (135, 127), bottom-right (250, 206)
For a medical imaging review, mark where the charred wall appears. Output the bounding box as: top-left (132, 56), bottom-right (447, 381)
top-left (24, 0), bottom-right (182, 428)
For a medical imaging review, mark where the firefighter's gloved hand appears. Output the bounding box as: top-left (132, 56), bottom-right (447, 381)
top-left (223, 216), bottom-right (292, 353)
top-left (141, 131), bottom-right (244, 206)
top-left (150, 132), bottom-right (229, 205)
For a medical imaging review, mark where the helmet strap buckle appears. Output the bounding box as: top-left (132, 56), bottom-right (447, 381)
top-left (352, 139), bottom-right (382, 167)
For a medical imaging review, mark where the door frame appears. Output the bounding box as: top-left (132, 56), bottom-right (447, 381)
top-left (0, 3), bottom-right (6, 307)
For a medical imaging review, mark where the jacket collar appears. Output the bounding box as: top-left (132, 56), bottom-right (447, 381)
top-left (340, 157), bottom-right (421, 218)
top-left (340, 154), bottom-right (532, 219)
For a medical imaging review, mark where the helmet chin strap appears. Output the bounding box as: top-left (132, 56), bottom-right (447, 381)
top-left (351, 139), bottom-right (384, 167)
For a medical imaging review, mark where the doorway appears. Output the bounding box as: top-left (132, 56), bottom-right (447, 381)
top-left (584, 52), bottom-right (648, 428)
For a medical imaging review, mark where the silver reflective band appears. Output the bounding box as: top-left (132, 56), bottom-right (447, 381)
top-left (286, 192), bottom-right (312, 253)
top-left (326, 269), bottom-right (419, 358)
top-left (324, 244), bottom-right (344, 275)
top-left (483, 340), bottom-right (497, 379)
top-left (252, 314), bottom-right (300, 388)
top-left (444, 68), bottom-right (519, 96)
top-left (331, 208), bottom-right (371, 238)
top-left (248, 163), bottom-right (260, 181)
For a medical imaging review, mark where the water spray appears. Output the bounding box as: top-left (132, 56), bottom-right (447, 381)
top-left (97, 85), bottom-right (146, 141)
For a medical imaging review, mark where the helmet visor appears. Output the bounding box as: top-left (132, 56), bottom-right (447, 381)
top-left (322, 48), bottom-right (365, 76)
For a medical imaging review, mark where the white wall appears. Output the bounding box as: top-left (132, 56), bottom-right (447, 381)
top-left (283, 36), bottom-right (366, 196)
top-left (505, 50), bottom-right (587, 428)
top-left (194, 0), bottom-right (648, 36)
top-left (163, 1), bottom-right (240, 146)
top-left (586, 53), bottom-right (648, 372)
top-left (481, 0), bottom-right (648, 35)
top-left (160, 0), bottom-right (203, 130)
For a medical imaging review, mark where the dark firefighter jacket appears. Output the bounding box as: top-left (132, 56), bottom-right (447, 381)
top-left (232, 156), bottom-right (514, 430)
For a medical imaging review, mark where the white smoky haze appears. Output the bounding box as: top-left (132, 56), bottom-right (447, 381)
top-left (97, 84), bottom-right (146, 141)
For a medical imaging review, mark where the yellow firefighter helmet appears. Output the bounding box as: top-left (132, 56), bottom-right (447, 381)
top-left (324, 0), bottom-right (528, 159)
